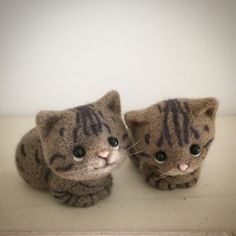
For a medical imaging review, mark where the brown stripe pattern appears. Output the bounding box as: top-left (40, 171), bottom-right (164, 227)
top-left (55, 163), bottom-right (74, 172)
top-left (156, 99), bottom-right (201, 147)
top-left (204, 138), bottom-right (214, 148)
top-left (49, 154), bottom-right (66, 165)
top-left (190, 127), bottom-right (200, 140)
top-left (122, 132), bottom-right (128, 141)
top-left (156, 132), bottom-right (164, 147)
top-left (59, 127), bottom-right (64, 136)
top-left (204, 125), bottom-right (210, 132)
top-left (20, 144), bottom-right (27, 157)
top-left (71, 105), bottom-right (112, 142)
top-left (157, 105), bottom-right (162, 113)
top-left (34, 149), bottom-right (40, 164)
top-left (144, 133), bottom-right (150, 144)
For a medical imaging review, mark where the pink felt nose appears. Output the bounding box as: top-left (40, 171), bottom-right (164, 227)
top-left (98, 151), bottom-right (109, 158)
top-left (178, 163), bottom-right (189, 172)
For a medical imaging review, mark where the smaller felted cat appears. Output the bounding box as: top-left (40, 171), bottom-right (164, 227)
top-left (15, 91), bottom-right (131, 207)
top-left (125, 98), bottom-right (218, 190)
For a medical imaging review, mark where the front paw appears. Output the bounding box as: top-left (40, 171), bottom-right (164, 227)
top-left (51, 189), bottom-right (94, 207)
top-left (76, 186), bottom-right (111, 207)
top-left (156, 179), bottom-right (176, 190)
top-left (146, 173), bottom-right (176, 190)
top-left (176, 177), bottom-right (198, 189)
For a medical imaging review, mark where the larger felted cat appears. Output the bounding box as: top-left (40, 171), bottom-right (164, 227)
top-left (125, 98), bottom-right (218, 190)
top-left (15, 91), bottom-right (131, 207)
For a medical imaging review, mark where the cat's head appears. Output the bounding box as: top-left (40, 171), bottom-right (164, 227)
top-left (36, 91), bottom-right (131, 181)
top-left (125, 98), bottom-right (218, 176)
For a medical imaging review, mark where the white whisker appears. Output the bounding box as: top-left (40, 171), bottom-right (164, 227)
top-left (127, 150), bottom-right (144, 157)
top-left (121, 140), bottom-right (141, 152)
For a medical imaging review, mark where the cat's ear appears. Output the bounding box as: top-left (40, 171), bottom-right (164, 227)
top-left (189, 97), bottom-right (219, 120)
top-left (97, 90), bottom-right (121, 114)
top-left (36, 111), bottom-right (62, 138)
top-left (125, 105), bottom-right (162, 131)
top-left (124, 109), bottom-right (148, 131)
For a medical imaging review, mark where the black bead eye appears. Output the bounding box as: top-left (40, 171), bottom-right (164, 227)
top-left (155, 151), bottom-right (167, 164)
top-left (108, 137), bottom-right (119, 147)
top-left (73, 146), bottom-right (85, 161)
top-left (190, 144), bottom-right (201, 157)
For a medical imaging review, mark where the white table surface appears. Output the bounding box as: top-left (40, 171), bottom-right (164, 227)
top-left (0, 116), bottom-right (235, 235)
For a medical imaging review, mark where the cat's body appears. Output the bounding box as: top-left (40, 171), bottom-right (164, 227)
top-left (16, 91), bottom-right (131, 207)
top-left (125, 98), bottom-right (218, 190)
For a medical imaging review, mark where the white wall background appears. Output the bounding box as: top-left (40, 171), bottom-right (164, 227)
top-left (0, 0), bottom-right (235, 115)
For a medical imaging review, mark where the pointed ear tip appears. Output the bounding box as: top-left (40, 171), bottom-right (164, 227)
top-left (100, 90), bottom-right (121, 105)
top-left (110, 89), bottom-right (119, 95)
top-left (36, 111), bottom-right (52, 127)
top-left (205, 97), bottom-right (219, 108)
top-left (124, 111), bottom-right (133, 122)
top-left (36, 111), bottom-right (46, 124)
top-left (36, 110), bottom-right (61, 125)
top-left (125, 110), bottom-right (138, 118)
top-left (124, 111), bottom-right (138, 127)
top-left (105, 90), bottom-right (120, 98)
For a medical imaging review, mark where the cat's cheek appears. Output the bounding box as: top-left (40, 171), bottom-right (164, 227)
top-left (198, 149), bottom-right (208, 160)
top-left (109, 151), bottom-right (121, 164)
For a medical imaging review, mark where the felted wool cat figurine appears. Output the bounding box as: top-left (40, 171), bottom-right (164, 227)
top-left (15, 91), bottom-right (131, 207)
top-left (125, 98), bottom-right (218, 190)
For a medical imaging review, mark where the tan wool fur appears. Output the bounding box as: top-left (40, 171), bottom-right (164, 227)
top-left (125, 98), bottom-right (218, 190)
top-left (15, 91), bottom-right (131, 207)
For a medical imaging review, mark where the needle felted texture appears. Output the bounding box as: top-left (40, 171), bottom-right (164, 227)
top-left (125, 98), bottom-right (218, 190)
top-left (15, 91), bottom-right (131, 207)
